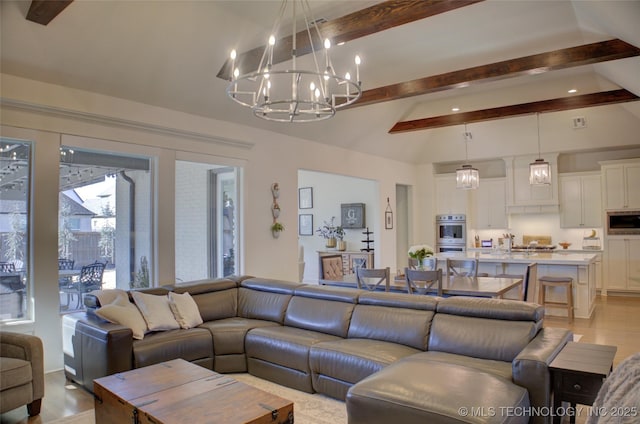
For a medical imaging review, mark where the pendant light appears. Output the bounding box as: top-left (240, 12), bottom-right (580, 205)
top-left (529, 112), bottom-right (551, 185)
top-left (456, 123), bottom-right (479, 190)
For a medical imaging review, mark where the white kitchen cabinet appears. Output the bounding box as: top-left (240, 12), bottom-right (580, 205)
top-left (600, 159), bottom-right (640, 210)
top-left (435, 174), bottom-right (468, 215)
top-left (604, 238), bottom-right (640, 293)
top-left (504, 154), bottom-right (559, 214)
top-left (473, 178), bottom-right (507, 229)
top-left (559, 172), bottom-right (602, 228)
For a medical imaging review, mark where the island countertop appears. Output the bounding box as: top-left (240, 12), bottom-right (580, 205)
top-left (436, 251), bottom-right (599, 266)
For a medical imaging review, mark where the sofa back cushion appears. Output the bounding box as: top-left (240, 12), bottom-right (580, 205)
top-left (429, 297), bottom-right (543, 362)
top-left (348, 304), bottom-right (435, 350)
top-left (172, 279), bottom-right (238, 322)
top-left (238, 288), bottom-right (292, 323)
top-left (284, 286), bottom-right (358, 337)
top-left (236, 278), bottom-right (302, 323)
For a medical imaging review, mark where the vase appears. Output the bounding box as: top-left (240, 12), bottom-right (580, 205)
top-left (326, 237), bottom-right (337, 248)
top-left (417, 257), bottom-right (436, 270)
top-left (337, 240), bottom-right (346, 251)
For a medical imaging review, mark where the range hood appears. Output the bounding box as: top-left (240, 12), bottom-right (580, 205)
top-left (504, 155), bottom-right (559, 214)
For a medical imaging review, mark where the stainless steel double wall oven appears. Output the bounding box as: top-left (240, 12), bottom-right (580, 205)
top-left (436, 214), bottom-right (467, 252)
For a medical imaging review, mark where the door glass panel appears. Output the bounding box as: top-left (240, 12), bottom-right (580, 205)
top-left (0, 138), bottom-right (31, 321)
top-left (58, 146), bottom-right (152, 311)
top-left (175, 161), bottom-right (239, 282)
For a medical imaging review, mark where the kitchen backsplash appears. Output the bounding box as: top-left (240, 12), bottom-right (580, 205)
top-left (470, 213), bottom-right (603, 250)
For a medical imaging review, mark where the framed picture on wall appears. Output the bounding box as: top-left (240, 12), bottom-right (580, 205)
top-left (298, 187), bottom-right (313, 209)
top-left (341, 203), bottom-right (365, 229)
top-left (385, 210), bottom-right (393, 229)
top-left (299, 214), bottom-right (313, 236)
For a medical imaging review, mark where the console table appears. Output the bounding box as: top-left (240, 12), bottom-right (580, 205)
top-left (318, 250), bottom-right (374, 278)
top-left (549, 341), bottom-right (617, 424)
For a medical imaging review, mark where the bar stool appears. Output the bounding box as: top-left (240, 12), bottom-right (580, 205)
top-left (538, 276), bottom-right (573, 322)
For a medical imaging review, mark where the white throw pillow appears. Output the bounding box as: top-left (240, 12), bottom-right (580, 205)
top-left (131, 291), bottom-right (180, 331)
top-left (168, 292), bottom-right (203, 329)
top-left (96, 301), bottom-right (148, 340)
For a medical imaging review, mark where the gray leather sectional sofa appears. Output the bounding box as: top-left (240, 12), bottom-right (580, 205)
top-left (62, 276), bottom-right (572, 424)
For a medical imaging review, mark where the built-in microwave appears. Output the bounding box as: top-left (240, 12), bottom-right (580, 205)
top-left (607, 211), bottom-right (640, 235)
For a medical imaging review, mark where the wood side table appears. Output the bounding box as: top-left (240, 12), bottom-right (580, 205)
top-left (549, 341), bottom-right (617, 424)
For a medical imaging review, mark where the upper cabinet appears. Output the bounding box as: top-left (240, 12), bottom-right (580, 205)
top-left (472, 178), bottom-right (507, 229)
top-left (600, 159), bottom-right (640, 210)
top-left (435, 174), bottom-right (468, 215)
top-left (559, 172), bottom-right (602, 228)
top-left (504, 154), bottom-right (559, 214)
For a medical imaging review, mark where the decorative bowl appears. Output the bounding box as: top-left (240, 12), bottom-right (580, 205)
top-left (559, 242), bottom-right (571, 249)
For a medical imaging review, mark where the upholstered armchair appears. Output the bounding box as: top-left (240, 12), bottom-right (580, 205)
top-left (0, 331), bottom-right (44, 416)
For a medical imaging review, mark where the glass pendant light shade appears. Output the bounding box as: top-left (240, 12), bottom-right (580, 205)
top-left (456, 164), bottom-right (479, 189)
top-left (456, 123), bottom-right (479, 189)
top-left (529, 112), bottom-right (551, 185)
top-left (529, 159), bottom-right (551, 185)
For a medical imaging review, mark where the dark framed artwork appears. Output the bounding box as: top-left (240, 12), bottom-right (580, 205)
top-left (385, 210), bottom-right (393, 229)
top-left (298, 187), bottom-right (313, 209)
top-left (341, 203), bottom-right (365, 229)
top-left (299, 214), bottom-right (313, 236)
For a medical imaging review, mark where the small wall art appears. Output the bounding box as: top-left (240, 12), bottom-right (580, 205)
top-left (299, 214), bottom-right (313, 236)
top-left (341, 203), bottom-right (365, 229)
top-left (298, 187), bottom-right (313, 209)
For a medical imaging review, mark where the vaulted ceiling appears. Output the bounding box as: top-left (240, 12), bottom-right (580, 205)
top-left (2, 0), bottom-right (640, 164)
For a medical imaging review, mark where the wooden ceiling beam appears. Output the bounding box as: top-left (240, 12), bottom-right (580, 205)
top-left (389, 89), bottom-right (639, 133)
top-left (26, 0), bottom-right (74, 25)
top-left (216, 0), bottom-right (484, 80)
top-left (353, 39), bottom-right (640, 108)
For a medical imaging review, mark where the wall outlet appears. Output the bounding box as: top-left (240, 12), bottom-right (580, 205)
top-left (572, 116), bottom-right (586, 129)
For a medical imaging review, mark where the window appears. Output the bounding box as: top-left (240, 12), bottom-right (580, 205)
top-left (175, 160), bottom-right (240, 281)
top-left (58, 146), bottom-right (152, 311)
top-left (0, 138), bottom-right (31, 321)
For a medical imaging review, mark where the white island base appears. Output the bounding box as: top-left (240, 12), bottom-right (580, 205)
top-left (436, 252), bottom-right (598, 319)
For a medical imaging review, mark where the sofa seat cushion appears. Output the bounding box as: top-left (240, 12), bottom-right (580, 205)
top-left (347, 356), bottom-right (530, 424)
top-left (200, 317), bottom-right (280, 355)
top-left (310, 338), bottom-right (420, 385)
top-left (0, 357), bottom-right (32, 391)
top-left (246, 326), bottom-right (341, 372)
top-left (416, 351), bottom-right (513, 380)
top-left (132, 328), bottom-right (212, 368)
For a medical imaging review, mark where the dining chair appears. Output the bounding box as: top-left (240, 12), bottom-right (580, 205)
top-left (66, 262), bottom-right (106, 309)
top-left (0, 262), bottom-right (16, 273)
top-left (445, 258), bottom-right (486, 278)
top-left (355, 267), bottom-right (390, 292)
top-left (404, 268), bottom-right (443, 296)
top-left (319, 254), bottom-right (344, 281)
top-left (58, 258), bottom-right (75, 270)
top-left (495, 263), bottom-right (537, 302)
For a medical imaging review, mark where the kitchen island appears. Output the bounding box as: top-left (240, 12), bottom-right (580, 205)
top-left (435, 251), bottom-right (598, 319)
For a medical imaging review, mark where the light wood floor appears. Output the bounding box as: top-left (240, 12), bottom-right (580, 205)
top-left (1, 295), bottom-right (639, 424)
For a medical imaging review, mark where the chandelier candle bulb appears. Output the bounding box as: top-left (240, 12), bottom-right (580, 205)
top-left (355, 55), bottom-right (361, 84)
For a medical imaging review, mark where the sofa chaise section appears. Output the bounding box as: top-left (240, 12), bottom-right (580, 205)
top-left (346, 296), bottom-right (572, 424)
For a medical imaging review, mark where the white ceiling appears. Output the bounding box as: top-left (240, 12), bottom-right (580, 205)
top-left (1, 0), bottom-right (639, 164)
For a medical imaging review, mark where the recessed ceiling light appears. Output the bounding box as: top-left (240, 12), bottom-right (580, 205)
top-left (452, 107), bottom-right (460, 112)
top-left (568, 89), bottom-right (577, 93)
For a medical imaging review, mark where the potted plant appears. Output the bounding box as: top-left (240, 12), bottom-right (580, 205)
top-left (335, 226), bottom-right (346, 251)
top-left (271, 222), bottom-right (285, 238)
top-left (316, 217), bottom-right (339, 248)
top-left (408, 244), bottom-right (435, 270)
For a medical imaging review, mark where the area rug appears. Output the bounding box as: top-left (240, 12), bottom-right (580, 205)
top-left (49, 374), bottom-right (347, 424)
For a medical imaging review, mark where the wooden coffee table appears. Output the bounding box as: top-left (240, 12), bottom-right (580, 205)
top-left (94, 359), bottom-right (293, 424)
